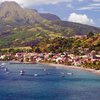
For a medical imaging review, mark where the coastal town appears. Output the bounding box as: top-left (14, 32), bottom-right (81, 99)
top-left (0, 1), bottom-right (100, 100)
top-left (0, 50), bottom-right (100, 70)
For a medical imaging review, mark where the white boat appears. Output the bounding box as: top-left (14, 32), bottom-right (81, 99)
top-left (20, 70), bottom-right (24, 76)
top-left (34, 74), bottom-right (38, 77)
top-left (67, 72), bottom-right (73, 75)
top-left (1, 63), bottom-right (6, 66)
top-left (4, 68), bottom-right (8, 72)
top-left (44, 69), bottom-right (46, 71)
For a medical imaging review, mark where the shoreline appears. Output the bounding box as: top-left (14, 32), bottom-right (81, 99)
top-left (41, 63), bottom-right (100, 75)
top-left (1, 61), bottom-right (100, 75)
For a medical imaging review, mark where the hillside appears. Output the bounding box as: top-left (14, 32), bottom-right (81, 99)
top-left (1, 33), bottom-right (100, 54)
top-left (31, 33), bottom-right (100, 54)
top-left (0, 1), bottom-right (100, 48)
top-left (40, 13), bottom-right (61, 21)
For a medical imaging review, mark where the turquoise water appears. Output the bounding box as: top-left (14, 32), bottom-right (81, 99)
top-left (0, 62), bottom-right (100, 100)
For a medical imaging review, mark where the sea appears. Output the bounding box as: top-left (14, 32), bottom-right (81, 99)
top-left (0, 62), bottom-right (100, 100)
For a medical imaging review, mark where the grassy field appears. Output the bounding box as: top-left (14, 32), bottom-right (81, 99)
top-left (1, 46), bottom-right (32, 51)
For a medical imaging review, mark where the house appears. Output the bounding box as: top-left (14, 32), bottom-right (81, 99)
top-left (0, 55), bottom-right (6, 60)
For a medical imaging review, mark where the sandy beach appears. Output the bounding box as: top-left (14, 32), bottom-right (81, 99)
top-left (41, 63), bottom-right (100, 75)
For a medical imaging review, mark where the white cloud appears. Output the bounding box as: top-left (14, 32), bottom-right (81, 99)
top-left (0, 0), bottom-right (72, 6)
top-left (68, 13), bottom-right (94, 25)
top-left (77, 0), bottom-right (100, 2)
top-left (93, 0), bottom-right (100, 2)
top-left (78, 0), bottom-right (84, 2)
top-left (0, 0), bottom-right (100, 6)
top-left (66, 3), bottom-right (73, 8)
top-left (78, 3), bottom-right (100, 11)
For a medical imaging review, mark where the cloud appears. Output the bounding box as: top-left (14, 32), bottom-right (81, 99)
top-left (92, 0), bottom-right (100, 2)
top-left (66, 3), bottom-right (73, 8)
top-left (78, 0), bottom-right (84, 2)
top-left (0, 0), bottom-right (72, 6)
top-left (78, 3), bottom-right (100, 11)
top-left (77, 0), bottom-right (100, 2)
top-left (68, 13), bottom-right (94, 25)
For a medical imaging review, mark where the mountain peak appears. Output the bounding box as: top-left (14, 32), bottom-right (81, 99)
top-left (0, 1), bottom-right (43, 24)
top-left (0, 1), bottom-right (21, 8)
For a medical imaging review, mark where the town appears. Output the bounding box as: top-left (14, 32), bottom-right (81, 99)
top-left (0, 50), bottom-right (100, 70)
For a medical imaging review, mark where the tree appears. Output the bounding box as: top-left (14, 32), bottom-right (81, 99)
top-left (87, 32), bottom-right (94, 38)
top-left (34, 47), bottom-right (41, 53)
top-left (8, 48), bottom-right (15, 53)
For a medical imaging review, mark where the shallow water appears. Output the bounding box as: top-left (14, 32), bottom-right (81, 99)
top-left (0, 62), bottom-right (100, 100)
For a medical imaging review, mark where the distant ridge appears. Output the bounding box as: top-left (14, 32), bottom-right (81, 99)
top-left (40, 13), bottom-right (61, 21)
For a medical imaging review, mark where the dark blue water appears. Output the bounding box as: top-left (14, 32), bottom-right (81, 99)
top-left (0, 62), bottom-right (100, 100)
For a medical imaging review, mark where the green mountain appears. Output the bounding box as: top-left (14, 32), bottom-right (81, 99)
top-left (0, 1), bottom-right (100, 48)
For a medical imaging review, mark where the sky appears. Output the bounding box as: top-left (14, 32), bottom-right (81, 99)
top-left (0, 0), bottom-right (100, 27)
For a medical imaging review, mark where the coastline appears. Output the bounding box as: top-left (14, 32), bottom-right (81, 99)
top-left (41, 63), bottom-right (100, 75)
top-left (1, 61), bottom-right (100, 75)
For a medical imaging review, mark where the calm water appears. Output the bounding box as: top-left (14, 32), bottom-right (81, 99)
top-left (0, 62), bottom-right (100, 100)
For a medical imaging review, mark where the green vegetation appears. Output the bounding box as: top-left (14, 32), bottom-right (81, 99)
top-left (31, 33), bottom-right (100, 54)
top-left (0, 24), bottom-right (64, 48)
top-left (0, 20), bottom-right (100, 48)
top-left (83, 60), bottom-right (100, 70)
top-left (1, 33), bottom-right (99, 56)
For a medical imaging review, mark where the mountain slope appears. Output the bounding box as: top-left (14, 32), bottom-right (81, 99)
top-left (51, 21), bottom-right (100, 35)
top-left (0, 1), bottom-right (44, 24)
top-left (0, 1), bottom-right (100, 48)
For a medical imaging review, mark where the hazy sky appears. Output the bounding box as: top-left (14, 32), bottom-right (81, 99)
top-left (0, 0), bottom-right (100, 27)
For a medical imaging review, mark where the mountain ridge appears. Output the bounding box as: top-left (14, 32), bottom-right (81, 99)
top-left (0, 1), bottom-right (100, 48)
top-left (40, 13), bottom-right (61, 21)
